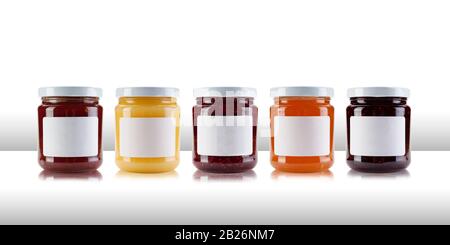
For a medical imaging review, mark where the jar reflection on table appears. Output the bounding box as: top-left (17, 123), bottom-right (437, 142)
top-left (39, 170), bottom-right (102, 181)
top-left (193, 170), bottom-right (257, 182)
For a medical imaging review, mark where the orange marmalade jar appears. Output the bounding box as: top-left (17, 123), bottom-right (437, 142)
top-left (270, 87), bottom-right (334, 172)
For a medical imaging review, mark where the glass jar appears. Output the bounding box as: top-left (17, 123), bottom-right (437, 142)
top-left (115, 87), bottom-right (180, 173)
top-left (347, 87), bottom-right (411, 173)
top-left (193, 87), bottom-right (258, 173)
top-left (38, 87), bottom-right (103, 173)
top-left (270, 87), bottom-right (334, 172)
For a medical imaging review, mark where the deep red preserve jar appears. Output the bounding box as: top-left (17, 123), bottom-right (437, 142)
top-left (193, 87), bottom-right (258, 173)
top-left (38, 87), bottom-right (103, 173)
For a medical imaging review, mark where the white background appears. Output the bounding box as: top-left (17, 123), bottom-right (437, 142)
top-left (1, 0), bottom-right (450, 151)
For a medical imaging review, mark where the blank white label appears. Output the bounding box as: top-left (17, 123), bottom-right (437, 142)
top-left (350, 116), bottom-right (406, 156)
top-left (119, 118), bottom-right (177, 158)
top-left (43, 117), bottom-right (99, 157)
top-left (274, 116), bottom-right (331, 156)
top-left (197, 116), bottom-right (253, 156)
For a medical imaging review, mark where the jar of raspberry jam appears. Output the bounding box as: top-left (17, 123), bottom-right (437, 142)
top-left (193, 87), bottom-right (258, 173)
top-left (347, 87), bottom-right (411, 173)
top-left (38, 87), bottom-right (103, 173)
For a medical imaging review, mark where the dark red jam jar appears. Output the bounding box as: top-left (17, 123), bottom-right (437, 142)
top-left (193, 87), bottom-right (258, 173)
top-left (38, 87), bottom-right (103, 173)
top-left (346, 87), bottom-right (411, 173)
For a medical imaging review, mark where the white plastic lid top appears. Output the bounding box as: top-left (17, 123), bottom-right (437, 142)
top-left (39, 87), bottom-right (102, 97)
top-left (270, 87), bottom-right (334, 98)
top-left (193, 87), bottom-right (257, 98)
top-left (116, 87), bottom-right (179, 98)
top-left (348, 87), bottom-right (410, 98)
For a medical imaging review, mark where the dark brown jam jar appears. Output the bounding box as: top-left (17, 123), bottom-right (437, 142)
top-left (38, 87), bottom-right (103, 173)
top-left (346, 87), bottom-right (411, 173)
top-left (193, 87), bottom-right (258, 173)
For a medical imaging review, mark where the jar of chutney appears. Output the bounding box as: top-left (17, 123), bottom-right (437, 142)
top-left (38, 87), bottom-right (103, 173)
top-left (193, 87), bottom-right (258, 173)
top-left (115, 87), bottom-right (180, 173)
top-left (270, 87), bottom-right (335, 173)
top-left (347, 87), bottom-right (411, 173)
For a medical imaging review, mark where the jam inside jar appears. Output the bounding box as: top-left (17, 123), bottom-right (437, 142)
top-left (38, 87), bottom-right (103, 173)
top-left (193, 87), bottom-right (258, 173)
top-left (115, 87), bottom-right (180, 173)
top-left (270, 87), bottom-right (335, 173)
top-left (346, 87), bottom-right (411, 173)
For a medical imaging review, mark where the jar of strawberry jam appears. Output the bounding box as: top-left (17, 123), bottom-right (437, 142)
top-left (193, 87), bottom-right (258, 173)
top-left (270, 87), bottom-right (335, 173)
top-left (347, 87), bottom-right (411, 173)
top-left (38, 87), bottom-right (103, 173)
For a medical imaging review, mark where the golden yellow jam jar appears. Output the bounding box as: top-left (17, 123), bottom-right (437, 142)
top-left (115, 87), bottom-right (180, 173)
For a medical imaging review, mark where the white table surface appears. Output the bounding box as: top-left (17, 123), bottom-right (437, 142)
top-left (0, 151), bottom-right (448, 225)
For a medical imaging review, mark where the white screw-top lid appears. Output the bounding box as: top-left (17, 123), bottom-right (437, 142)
top-left (194, 87), bottom-right (257, 98)
top-left (39, 87), bottom-right (102, 97)
top-left (116, 87), bottom-right (179, 98)
top-left (348, 87), bottom-right (410, 98)
top-left (270, 87), bottom-right (334, 98)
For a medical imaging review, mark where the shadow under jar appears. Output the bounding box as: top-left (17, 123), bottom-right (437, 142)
top-left (193, 87), bottom-right (258, 173)
top-left (38, 87), bottom-right (103, 173)
top-left (346, 87), bottom-right (411, 173)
